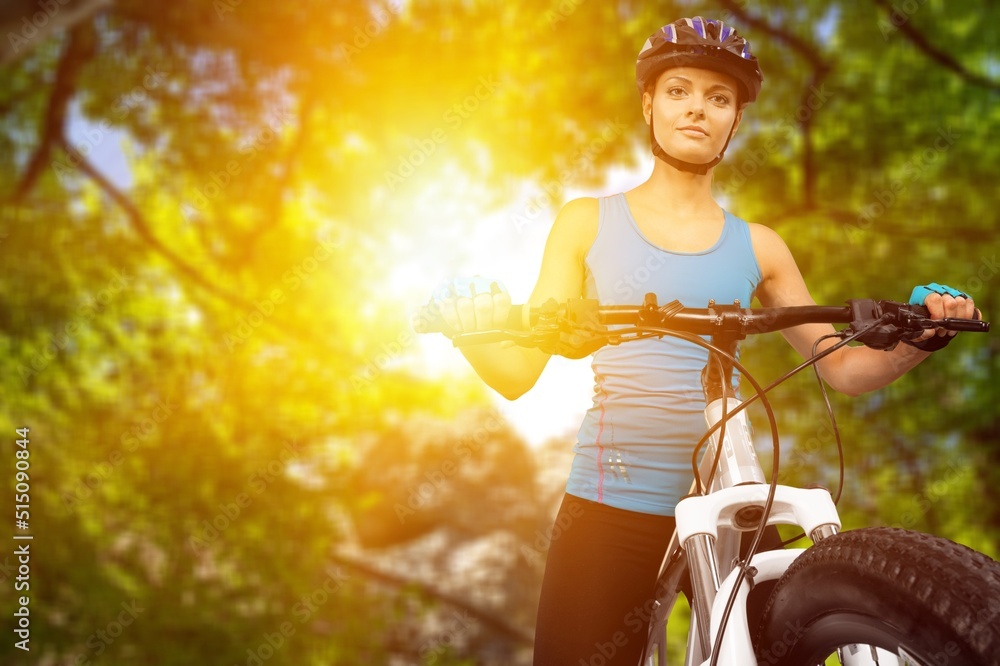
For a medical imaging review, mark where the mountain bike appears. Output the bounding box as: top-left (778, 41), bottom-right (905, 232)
top-left (415, 294), bottom-right (999, 665)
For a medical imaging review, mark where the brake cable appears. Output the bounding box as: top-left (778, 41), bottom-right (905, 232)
top-left (779, 332), bottom-right (846, 548)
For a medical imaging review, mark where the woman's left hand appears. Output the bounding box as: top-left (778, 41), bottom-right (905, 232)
top-left (907, 283), bottom-right (980, 350)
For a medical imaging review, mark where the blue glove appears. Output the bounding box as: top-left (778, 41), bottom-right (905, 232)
top-left (419, 276), bottom-right (509, 335)
top-left (903, 283), bottom-right (968, 352)
top-left (908, 282), bottom-right (968, 306)
top-left (433, 275), bottom-right (507, 301)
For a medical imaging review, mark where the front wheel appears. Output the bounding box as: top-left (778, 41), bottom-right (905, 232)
top-left (753, 527), bottom-right (1000, 665)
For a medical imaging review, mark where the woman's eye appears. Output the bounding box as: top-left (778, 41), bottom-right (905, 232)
top-left (710, 94), bottom-right (730, 105)
top-left (667, 87), bottom-right (686, 96)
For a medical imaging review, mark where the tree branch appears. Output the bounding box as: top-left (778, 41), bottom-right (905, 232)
top-left (237, 92), bottom-right (316, 265)
top-left (0, 0), bottom-right (111, 66)
top-left (14, 20), bottom-right (96, 200)
top-left (718, 0), bottom-right (828, 71)
top-left (718, 0), bottom-right (833, 208)
top-left (61, 137), bottom-right (340, 352)
top-left (329, 551), bottom-right (534, 648)
top-left (13, 35), bottom-right (343, 357)
top-left (872, 0), bottom-right (1000, 93)
top-left (798, 65), bottom-right (831, 209)
top-left (67, 140), bottom-right (250, 310)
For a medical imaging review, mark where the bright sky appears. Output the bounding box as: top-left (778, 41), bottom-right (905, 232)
top-left (396, 156), bottom-right (659, 447)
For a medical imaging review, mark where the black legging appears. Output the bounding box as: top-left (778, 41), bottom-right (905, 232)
top-left (532, 493), bottom-right (780, 666)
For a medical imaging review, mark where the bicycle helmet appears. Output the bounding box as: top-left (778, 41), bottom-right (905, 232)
top-left (636, 17), bottom-right (763, 174)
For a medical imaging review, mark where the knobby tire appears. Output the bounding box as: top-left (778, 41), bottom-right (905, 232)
top-left (754, 527), bottom-right (1000, 666)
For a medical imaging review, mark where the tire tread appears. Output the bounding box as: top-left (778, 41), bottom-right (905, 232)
top-left (754, 527), bottom-right (1000, 664)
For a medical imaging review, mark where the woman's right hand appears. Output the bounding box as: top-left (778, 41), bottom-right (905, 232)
top-left (433, 275), bottom-right (511, 334)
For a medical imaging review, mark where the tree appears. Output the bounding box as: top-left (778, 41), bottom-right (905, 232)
top-left (1, 1), bottom-right (996, 663)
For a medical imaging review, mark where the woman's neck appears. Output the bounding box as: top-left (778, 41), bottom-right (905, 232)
top-left (634, 158), bottom-right (719, 218)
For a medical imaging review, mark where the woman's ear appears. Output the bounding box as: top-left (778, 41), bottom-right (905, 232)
top-left (731, 108), bottom-right (744, 138)
top-left (642, 91), bottom-right (652, 126)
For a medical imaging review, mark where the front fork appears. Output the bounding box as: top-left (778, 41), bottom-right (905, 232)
top-left (678, 485), bottom-right (842, 662)
top-left (642, 488), bottom-right (841, 664)
top-left (676, 399), bottom-right (841, 664)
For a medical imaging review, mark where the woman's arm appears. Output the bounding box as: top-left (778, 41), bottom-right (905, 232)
top-left (441, 197), bottom-right (598, 400)
top-left (749, 224), bottom-right (977, 397)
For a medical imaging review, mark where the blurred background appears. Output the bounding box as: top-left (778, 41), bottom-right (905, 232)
top-left (1, 0), bottom-right (997, 664)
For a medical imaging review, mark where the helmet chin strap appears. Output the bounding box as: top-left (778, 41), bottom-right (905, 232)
top-left (648, 115), bottom-right (738, 175)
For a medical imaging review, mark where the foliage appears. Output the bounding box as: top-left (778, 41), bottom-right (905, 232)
top-left (0, 1), bottom-right (997, 664)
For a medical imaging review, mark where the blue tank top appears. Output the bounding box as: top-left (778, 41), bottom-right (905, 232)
top-left (565, 192), bottom-right (763, 516)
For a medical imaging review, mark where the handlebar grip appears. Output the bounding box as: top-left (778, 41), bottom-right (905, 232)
top-left (412, 303), bottom-right (528, 335)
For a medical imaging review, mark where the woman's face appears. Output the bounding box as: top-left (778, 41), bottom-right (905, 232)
top-left (643, 66), bottom-right (742, 166)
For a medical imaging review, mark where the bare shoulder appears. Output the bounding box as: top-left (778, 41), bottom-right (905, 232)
top-left (549, 196), bottom-right (600, 260)
top-left (746, 221), bottom-right (814, 308)
top-left (560, 196), bottom-right (600, 215)
top-left (529, 197), bottom-right (601, 305)
top-left (554, 196), bottom-right (599, 230)
top-left (747, 222), bottom-right (796, 279)
top-left (747, 222), bottom-right (790, 254)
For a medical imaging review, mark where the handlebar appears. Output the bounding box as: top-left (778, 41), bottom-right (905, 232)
top-left (413, 294), bottom-right (988, 353)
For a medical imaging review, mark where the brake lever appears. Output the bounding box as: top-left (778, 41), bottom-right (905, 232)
top-left (881, 300), bottom-right (990, 333)
top-left (933, 318), bottom-right (990, 332)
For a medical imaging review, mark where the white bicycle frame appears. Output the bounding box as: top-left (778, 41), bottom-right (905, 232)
top-left (640, 396), bottom-right (906, 666)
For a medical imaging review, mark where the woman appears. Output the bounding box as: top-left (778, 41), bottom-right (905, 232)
top-left (434, 17), bottom-right (977, 665)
